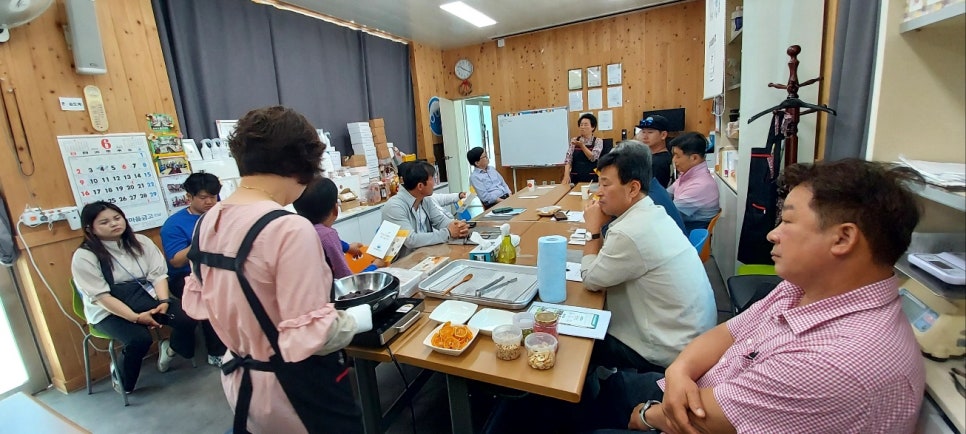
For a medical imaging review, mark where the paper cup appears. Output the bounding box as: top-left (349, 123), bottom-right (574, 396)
top-left (527, 179), bottom-right (536, 192)
top-left (580, 185), bottom-right (590, 200)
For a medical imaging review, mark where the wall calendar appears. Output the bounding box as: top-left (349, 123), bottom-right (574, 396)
top-left (58, 133), bottom-right (169, 231)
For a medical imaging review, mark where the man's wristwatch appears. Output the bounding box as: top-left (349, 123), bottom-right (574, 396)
top-left (589, 232), bottom-right (601, 240)
top-left (638, 400), bottom-right (661, 430)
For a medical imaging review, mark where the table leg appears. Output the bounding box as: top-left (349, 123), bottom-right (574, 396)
top-left (446, 374), bottom-right (474, 434)
top-left (354, 358), bottom-right (382, 434)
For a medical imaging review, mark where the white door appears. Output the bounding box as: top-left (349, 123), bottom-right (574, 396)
top-left (439, 97), bottom-right (470, 194)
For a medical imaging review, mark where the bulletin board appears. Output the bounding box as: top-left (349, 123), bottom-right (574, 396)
top-left (58, 133), bottom-right (169, 231)
top-left (496, 107), bottom-right (569, 167)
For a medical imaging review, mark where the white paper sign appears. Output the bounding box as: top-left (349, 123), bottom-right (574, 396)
top-left (607, 63), bottom-right (622, 85)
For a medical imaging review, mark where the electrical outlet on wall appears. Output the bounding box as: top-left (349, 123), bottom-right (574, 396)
top-left (19, 206), bottom-right (81, 229)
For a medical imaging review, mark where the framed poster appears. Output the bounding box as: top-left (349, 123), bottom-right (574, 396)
top-left (156, 156), bottom-right (190, 176)
top-left (567, 69), bottom-right (582, 90)
top-left (58, 133), bottom-right (168, 231)
top-left (586, 66), bottom-right (602, 87)
top-left (160, 173), bottom-right (191, 214)
top-left (607, 63), bottom-right (622, 85)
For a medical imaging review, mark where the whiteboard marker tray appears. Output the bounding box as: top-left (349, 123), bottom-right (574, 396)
top-left (419, 260), bottom-right (538, 310)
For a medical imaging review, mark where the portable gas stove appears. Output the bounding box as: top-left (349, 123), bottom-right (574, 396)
top-left (350, 297), bottom-right (424, 347)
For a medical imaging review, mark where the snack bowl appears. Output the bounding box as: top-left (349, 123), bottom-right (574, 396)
top-left (536, 205), bottom-right (562, 217)
top-left (423, 322), bottom-right (480, 356)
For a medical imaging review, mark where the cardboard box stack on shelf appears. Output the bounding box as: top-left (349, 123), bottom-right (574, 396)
top-left (347, 122), bottom-right (381, 182)
top-left (369, 118), bottom-right (391, 160)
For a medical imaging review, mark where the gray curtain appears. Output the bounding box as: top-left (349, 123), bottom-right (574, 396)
top-left (152, 0), bottom-right (415, 156)
top-left (823, 0), bottom-right (880, 160)
top-left (361, 33), bottom-right (416, 156)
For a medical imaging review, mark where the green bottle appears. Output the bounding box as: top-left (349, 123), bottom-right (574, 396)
top-left (496, 223), bottom-right (516, 264)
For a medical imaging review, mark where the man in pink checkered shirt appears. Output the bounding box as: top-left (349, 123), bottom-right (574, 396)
top-left (582, 159), bottom-right (926, 433)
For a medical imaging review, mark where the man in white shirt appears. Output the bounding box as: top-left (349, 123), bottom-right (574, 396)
top-left (581, 144), bottom-right (717, 372)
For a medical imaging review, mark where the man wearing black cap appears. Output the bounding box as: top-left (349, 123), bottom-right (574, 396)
top-left (635, 115), bottom-right (674, 188)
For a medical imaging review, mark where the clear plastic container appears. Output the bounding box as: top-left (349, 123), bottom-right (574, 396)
top-left (492, 324), bottom-right (523, 361)
top-left (513, 312), bottom-right (534, 338)
top-left (525, 332), bottom-right (557, 370)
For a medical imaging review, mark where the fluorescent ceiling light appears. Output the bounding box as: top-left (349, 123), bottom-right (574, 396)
top-left (439, 2), bottom-right (496, 28)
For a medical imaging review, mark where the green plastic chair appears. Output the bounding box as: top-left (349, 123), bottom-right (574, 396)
top-left (71, 279), bottom-right (128, 406)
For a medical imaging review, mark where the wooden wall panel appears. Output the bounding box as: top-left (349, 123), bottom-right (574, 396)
top-left (410, 42), bottom-right (445, 160)
top-left (0, 0), bottom-right (176, 392)
top-left (410, 1), bottom-right (712, 188)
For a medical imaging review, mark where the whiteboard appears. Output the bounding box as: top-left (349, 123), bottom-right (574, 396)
top-left (497, 107), bottom-right (569, 167)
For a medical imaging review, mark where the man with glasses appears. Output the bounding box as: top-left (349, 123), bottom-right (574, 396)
top-left (467, 147), bottom-right (511, 209)
top-left (634, 115), bottom-right (674, 188)
top-left (160, 172), bottom-right (226, 366)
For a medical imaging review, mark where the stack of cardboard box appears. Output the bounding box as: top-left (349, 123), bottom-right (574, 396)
top-left (369, 118), bottom-right (391, 160)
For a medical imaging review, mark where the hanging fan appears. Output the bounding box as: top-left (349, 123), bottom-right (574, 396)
top-left (0, 0), bottom-right (54, 43)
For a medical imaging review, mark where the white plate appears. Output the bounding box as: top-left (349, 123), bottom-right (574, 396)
top-left (428, 300), bottom-right (478, 325)
top-left (467, 308), bottom-right (516, 335)
top-left (423, 323), bottom-right (480, 356)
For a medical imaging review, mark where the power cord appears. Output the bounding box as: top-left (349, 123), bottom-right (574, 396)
top-left (386, 345), bottom-right (418, 434)
top-left (16, 221), bottom-right (109, 352)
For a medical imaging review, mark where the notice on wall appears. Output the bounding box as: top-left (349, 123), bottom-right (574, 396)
top-left (58, 133), bottom-right (168, 231)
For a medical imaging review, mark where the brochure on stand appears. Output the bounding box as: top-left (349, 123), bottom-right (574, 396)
top-left (527, 302), bottom-right (610, 340)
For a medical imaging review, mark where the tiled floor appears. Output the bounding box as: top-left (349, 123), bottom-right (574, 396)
top-left (34, 259), bottom-right (731, 433)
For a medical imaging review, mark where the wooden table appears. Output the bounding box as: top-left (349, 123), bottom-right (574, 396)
top-left (475, 184), bottom-right (571, 222)
top-left (344, 221), bottom-right (536, 433)
top-left (555, 182), bottom-right (593, 211)
top-left (389, 221), bottom-right (602, 433)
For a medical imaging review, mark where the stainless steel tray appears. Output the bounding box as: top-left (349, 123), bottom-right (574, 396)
top-left (419, 260), bottom-right (538, 309)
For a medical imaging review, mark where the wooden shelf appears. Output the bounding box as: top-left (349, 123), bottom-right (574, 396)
top-left (900, 2), bottom-right (965, 32)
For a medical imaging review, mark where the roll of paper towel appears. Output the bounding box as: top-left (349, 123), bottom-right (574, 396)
top-left (537, 235), bottom-right (567, 303)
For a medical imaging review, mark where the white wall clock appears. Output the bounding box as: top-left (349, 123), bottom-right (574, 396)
top-left (455, 58), bottom-right (474, 80)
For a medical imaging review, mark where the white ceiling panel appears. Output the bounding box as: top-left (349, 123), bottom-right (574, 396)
top-left (281, 0), bottom-right (681, 49)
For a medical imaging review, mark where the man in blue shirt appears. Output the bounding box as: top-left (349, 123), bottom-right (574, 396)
top-left (467, 147), bottom-right (511, 209)
top-left (160, 172), bottom-right (226, 366)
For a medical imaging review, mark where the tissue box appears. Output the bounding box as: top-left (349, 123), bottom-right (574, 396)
top-left (468, 244), bottom-right (498, 262)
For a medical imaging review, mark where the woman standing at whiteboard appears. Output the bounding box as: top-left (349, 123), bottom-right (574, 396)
top-left (562, 113), bottom-right (603, 184)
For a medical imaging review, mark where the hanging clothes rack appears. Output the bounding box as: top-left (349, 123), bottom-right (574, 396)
top-left (747, 45), bottom-right (836, 167)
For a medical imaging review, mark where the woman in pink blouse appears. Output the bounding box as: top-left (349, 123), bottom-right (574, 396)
top-left (562, 113), bottom-right (604, 185)
top-left (182, 106), bottom-right (372, 434)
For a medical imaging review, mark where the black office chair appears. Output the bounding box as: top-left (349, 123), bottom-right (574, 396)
top-left (726, 274), bottom-right (783, 316)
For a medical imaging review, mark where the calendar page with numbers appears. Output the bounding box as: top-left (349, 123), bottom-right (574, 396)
top-left (58, 133), bottom-right (169, 231)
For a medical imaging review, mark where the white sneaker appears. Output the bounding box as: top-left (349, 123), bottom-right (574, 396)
top-left (111, 366), bottom-right (131, 394)
top-left (207, 355), bottom-right (223, 368)
top-left (157, 340), bottom-right (174, 373)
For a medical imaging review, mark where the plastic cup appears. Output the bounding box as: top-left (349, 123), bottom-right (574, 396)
top-left (513, 312), bottom-right (535, 338)
top-left (492, 324), bottom-right (523, 361)
top-left (527, 179), bottom-right (536, 192)
top-left (580, 185), bottom-right (590, 199)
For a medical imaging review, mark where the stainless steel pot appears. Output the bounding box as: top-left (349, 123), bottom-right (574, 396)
top-left (333, 272), bottom-right (399, 314)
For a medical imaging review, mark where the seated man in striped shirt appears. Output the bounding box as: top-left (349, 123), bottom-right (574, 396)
top-left (585, 159), bottom-right (925, 433)
top-left (467, 147), bottom-right (511, 209)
